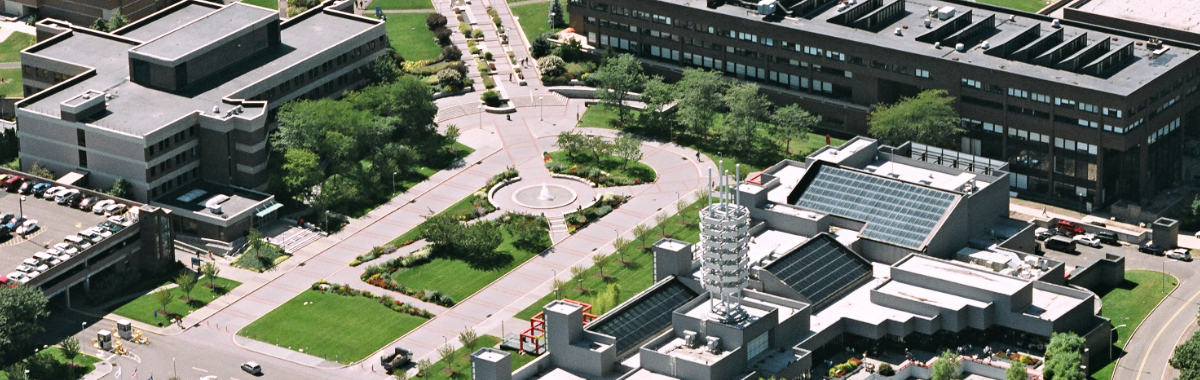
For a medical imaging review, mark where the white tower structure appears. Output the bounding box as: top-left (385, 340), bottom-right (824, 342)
top-left (698, 162), bottom-right (750, 324)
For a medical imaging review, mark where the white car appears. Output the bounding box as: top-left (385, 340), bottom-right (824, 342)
top-left (46, 257), bottom-right (62, 266)
top-left (1073, 234), bottom-right (1102, 248)
top-left (92, 199), bottom-right (115, 214)
top-left (88, 226), bottom-right (112, 239)
top-left (25, 271), bottom-right (40, 280)
top-left (52, 252), bottom-right (72, 262)
top-left (16, 220), bottom-right (38, 235)
top-left (21, 258), bottom-right (39, 267)
top-left (78, 229), bottom-right (103, 243)
top-left (33, 264), bottom-right (49, 273)
top-left (14, 264), bottom-right (34, 273)
top-left (43, 186), bottom-right (66, 200)
top-left (53, 243), bottom-right (79, 256)
top-left (109, 216), bottom-right (133, 226)
top-left (1167, 248), bottom-right (1194, 262)
top-left (6, 272), bottom-right (28, 284)
top-left (64, 235), bottom-right (92, 250)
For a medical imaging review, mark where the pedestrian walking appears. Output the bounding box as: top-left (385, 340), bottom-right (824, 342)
top-left (1041, 207), bottom-right (1048, 217)
top-left (695, 152), bottom-right (701, 162)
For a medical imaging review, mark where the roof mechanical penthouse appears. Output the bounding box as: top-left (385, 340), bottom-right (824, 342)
top-left (566, 0), bottom-right (1200, 208)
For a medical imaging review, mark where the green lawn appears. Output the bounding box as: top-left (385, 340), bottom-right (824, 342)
top-left (389, 193), bottom-right (481, 246)
top-left (973, 0), bottom-right (1047, 12)
top-left (511, 2), bottom-right (568, 42)
top-left (577, 105), bottom-right (846, 176)
top-left (0, 348), bottom-right (102, 380)
top-left (1089, 270), bottom-right (1179, 380)
top-left (386, 13), bottom-right (443, 61)
top-left (0, 32), bottom-right (34, 63)
top-left (112, 276), bottom-right (242, 327)
top-left (390, 228), bottom-right (540, 301)
top-left (0, 68), bottom-right (22, 97)
top-left (548, 150), bottom-right (656, 184)
top-left (367, 0), bottom-right (432, 10)
top-left (515, 196), bottom-right (704, 320)
top-left (417, 335), bottom-right (541, 379)
top-left (241, 0), bottom-right (278, 9)
top-left (240, 290), bottom-right (429, 364)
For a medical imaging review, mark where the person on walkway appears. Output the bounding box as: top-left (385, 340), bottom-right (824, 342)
top-left (1042, 207), bottom-right (1048, 217)
top-left (696, 152), bottom-right (701, 162)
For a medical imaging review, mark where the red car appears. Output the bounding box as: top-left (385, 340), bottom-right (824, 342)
top-left (1056, 220), bottom-right (1085, 236)
top-left (3, 176), bottom-right (23, 192)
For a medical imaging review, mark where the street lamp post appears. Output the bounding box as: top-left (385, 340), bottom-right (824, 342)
top-left (539, 96), bottom-right (545, 121)
top-left (478, 105), bottom-right (483, 128)
top-left (551, 269), bottom-right (558, 299)
top-left (173, 357), bottom-right (178, 379)
top-left (392, 172), bottom-right (398, 194)
top-left (549, 12), bottom-right (555, 30)
top-left (18, 195), bottom-right (25, 218)
top-left (1110, 324), bottom-right (1127, 360)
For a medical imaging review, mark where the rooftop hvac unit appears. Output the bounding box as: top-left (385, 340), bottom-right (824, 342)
top-left (981, 40), bottom-right (990, 49)
top-left (684, 331), bottom-right (698, 348)
top-left (1008, 15), bottom-right (1016, 22)
top-left (924, 18), bottom-right (931, 28)
top-left (212, 106), bottom-right (220, 114)
top-left (937, 6), bottom-right (955, 20)
top-left (206, 195), bottom-right (231, 215)
top-left (895, 27), bottom-right (903, 36)
top-left (1051, 19), bottom-right (1060, 28)
top-left (756, 0), bottom-right (778, 15)
top-left (927, 6), bottom-right (938, 16)
top-left (706, 336), bottom-right (721, 354)
top-left (934, 42), bottom-right (941, 49)
top-left (956, 43), bottom-right (966, 52)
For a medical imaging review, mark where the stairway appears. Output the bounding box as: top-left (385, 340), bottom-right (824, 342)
top-left (547, 213), bottom-right (570, 243)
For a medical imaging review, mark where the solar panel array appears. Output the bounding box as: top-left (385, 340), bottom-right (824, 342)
top-left (795, 166), bottom-right (956, 249)
top-left (587, 280), bottom-right (698, 353)
top-left (763, 234), bottom-right (872, 305)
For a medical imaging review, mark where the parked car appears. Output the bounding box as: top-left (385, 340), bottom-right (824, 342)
top-left (1139, 242), bottom-right (1165, 255)
top-left (6, 272), bottom-right (28, 284)
top-left (240, 362), bottom-right (262, 375)
top-left (98, 221), bottom-right (125, 233)
top-left (31, 183), bottom-right (51, 197)
top-left (1055, 220), bottom-right (1085, 236)
top-left (1044, 235), bottom-right (1077, 253)
top-left (1168, 249), bottom-right (1194, 262)
top-left (16, 220), bottom-right (38, 236)
top-left (1096, 231), bottom-right (1120, 245)
top-left (64, 235), bottom-right (92, 250)
top-left (1073, 234), bottom-right (1102, 248)
top-left (43, 186), bottom-right (66, 200)
top-left (78, 229), bottom-right (103, 243)
top-left (104, 204), bottom-right (127, 216)
top-left (381, 347), bottom-right (413, 372)
top-left (1035, 227), bottom-right (1053, 241)
top-left (17, 181), bottom-right (33, 194)
top-left (78, 197), bottom-right (98, 210)
top-left (4, 175), bottom-right (24, 192)
top-left (87, 226), bottom-right (112, 238)
top-left (92, 199), bottom-right (115, 214)
top-left (5, 216), bottom-right (26, 231)
top-left (14, 264), bottom-right (34, 273)
top-left (0, 213), bottom-right (13, 226)
top-left (56, 190), bottom-right (81, 205)
top-left (53, 243), bottom-right (78, 256)
top-left (32, 252), bottom-right (54, 265)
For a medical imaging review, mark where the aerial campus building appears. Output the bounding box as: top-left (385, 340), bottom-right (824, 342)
top-left (564, 0), bottom-right (1200, 208)
top-left (13, 0), bottom-right (386, 241)
top-left (477, 138), bottom-right (1121, 380)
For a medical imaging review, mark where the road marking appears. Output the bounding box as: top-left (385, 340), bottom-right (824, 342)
top-left (1136, 286), bottom-right (1200, 380)
top-left (192, 366), bottom-right (208, 373)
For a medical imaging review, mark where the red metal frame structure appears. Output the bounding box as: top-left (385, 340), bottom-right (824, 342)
top-left (520, 299), bottom-right (597, 354)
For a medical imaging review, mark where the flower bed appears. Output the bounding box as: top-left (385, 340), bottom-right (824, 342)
top-left (563, 193), bottom-right (630, 233)
top-left (311, 280), bottom-right (434, 318)
top-left (545, 162), bottom-right (645, 187)
top-left (350, 244), bottom-right (399, 267)
top-left (829, 357), bottom-right (862, 378)
top-left (360, 248), bottom-right (457, 307)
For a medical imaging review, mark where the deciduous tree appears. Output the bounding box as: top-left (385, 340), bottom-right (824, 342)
top-left (612, 135), bottom-right (643, 170)
top-left (592, 54), bottom-right (646, 124)
top-left (175, 273), bottom-right (197, 302)
top-left (1006, 361), bottom-right (1028, 380)
top-left (721, 83), bottom-right (770, 153)
top-left (676, 68), bottom-right (726, 140)
top-left (867, 89), bottom-right (962, 148)
top-left (931, 350), bottom-right (960, 380)
top-left (1171, 330), bottom-right (1200, 380)
top-left (769, 104), bottom-right (820, 155)
top-left (0, 286), bottom-right (49, 360)
top-left (200, 262), bottom-right (221, 291)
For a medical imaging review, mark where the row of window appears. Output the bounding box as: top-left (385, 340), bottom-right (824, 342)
top-left (150, 167), bottom-right (201, 199)
top-left (148, 146), bottom-right (197, 179)
top-left (22, 65), bottom-right (68, 85)
top-left (256, 36), bottom-right (384, 102)
top-left (1054, 137), bottom-right (1098, 155)
top-left (1148, 117), bottom-right (1181, 144)
top-left (146, 125), bottom-right (198, 157)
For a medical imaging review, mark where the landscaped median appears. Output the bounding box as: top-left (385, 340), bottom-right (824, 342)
top-left (237, 284), bottom-right (432, 364)
top-left (412, 335), bottom-right (537, 379)
top-left (1089, 269), bottom-right (1178, 380)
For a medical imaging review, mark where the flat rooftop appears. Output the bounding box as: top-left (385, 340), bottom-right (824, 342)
top-left (20, 3), bottom-right (381, 136)
top-left (896, 255), bottom-right (1028, 295)
top-left (660, 0), bottom-right (1196, 95)
top-left (1027, 287), bottom-right (1088, 320)
top-left (748, 229), bottom-right (809, 266)
top-left (1051, 0), bottom-right (1200, 35)
top-left (877, 279), bottom-right (991, 311)
top-left (116, 1), bottom-right (223, 42)
top-left (131, 4), bottom-right (276, 61)
top-left (866, 157), bottom-right (985, 192)
top-left (153, 181), bottom-right (271, 220)
top-left (0, 189), bottom-right (113, 275)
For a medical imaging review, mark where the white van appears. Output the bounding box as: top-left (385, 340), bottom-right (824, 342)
top-left (32, 252), bottom-right (54, 265)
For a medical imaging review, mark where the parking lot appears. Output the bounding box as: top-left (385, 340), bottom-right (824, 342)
top-left (0, 189), bottom-right (111, 277)
top-left (1039, 234), bottom-right (1198, 280)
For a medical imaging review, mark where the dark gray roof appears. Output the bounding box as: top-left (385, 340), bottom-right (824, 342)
top-left (131, 4), bottom-right (276, 61)
top-left (761, 234), bottom-right (871, 305)
top-left (587, 278), bottom-right (698, 353)
top-left (19, 3), bottom-right (382, 136)
top-left (116, 2), bottom-right (222, 42)
top-left (793, 165), bottom-right (957, 249)
top-left (655, 0), bottom-right (1196, 95)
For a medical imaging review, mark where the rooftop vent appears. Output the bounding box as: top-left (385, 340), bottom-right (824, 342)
top-left (981, 40), bottom-right (990, 49)
top-left (895, 27), bottom-right (902, 36)
top-left (757, 0), bottom-right (779, 15)
top-left (683, 331), bottom-right (698, 348)
top-left (212, 106), bottom-right (219, 114)
top-left (924, 18), bottom-right (931, 28)
top-left (927, 5), bottom-right (937, 16)
top-left (956, 43), bottom-right (966, 51)
top-left (1008, 15), bottom-right (1015, 22)
top-left (1051, 19), bottom-right (1060, 28)
top-left (934, 42), bottom-right (941, 49)
top-left (706, 336), bottom-right (721, 354)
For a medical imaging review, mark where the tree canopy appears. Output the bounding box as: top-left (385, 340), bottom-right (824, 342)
top-left (867, 89), bottom-right (962, 148)
top-left (1171, 331), bottom-right (1200, 380)
top-left (769, 104), bottom-right (820, 155)
top-left (676, 68), bottom-right (727, 139)
top-left (592, 54), bottom-right (647, 124)
top-left (1043, 332), bottom-right (1086, 380)
top-left (0, 286), bottom-right (49, 361)
top-left (931, 350), bottom-right (960, 380)
top-left (721, 83), bottom-right (770, 153)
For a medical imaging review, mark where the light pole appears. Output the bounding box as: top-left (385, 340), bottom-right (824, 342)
top-left (173, 357), bottom-right (178, 379)
top-left (478, 105), bottom-right (483, 128)
top-left (392, 172), bottom-right (398, 194)
top-left (23, 369), bottom-right (28, 380)
top-left (549, 12), bottom-right (555, 30)
top-left (551, 269), bottom-right (558, 299)
top-left (1110, 324), bottom-right (1126, 360)
top-left (539, 96), bottom-right (545, 121)
top-left (18, 195), bottom-right (25, 218)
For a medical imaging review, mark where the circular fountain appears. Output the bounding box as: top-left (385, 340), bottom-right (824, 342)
top-left (511, 182), bottom-right (577, 209)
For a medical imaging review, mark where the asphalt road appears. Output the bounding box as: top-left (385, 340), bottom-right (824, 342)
top-left (1039, 238), bottom-right (1199, 380)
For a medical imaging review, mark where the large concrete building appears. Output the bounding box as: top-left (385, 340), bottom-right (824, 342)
top-left (491, 138), bottom-right (1119, 380)
top-left (13, 0), bottom-right (385, 240)
top-left (5, 0), bottom-right (167, 28)
top-left (565, 0), bottom-right (1200, 208)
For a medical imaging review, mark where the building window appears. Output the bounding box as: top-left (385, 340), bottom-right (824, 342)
top-left (1030, 93), bottom-right (1051, 103)
top-left (747, 333), bottom-right (768, 359)
top-left (78, 150), bottom-right (88, 168)
top-left (77, 129), bottom-right (86, 147)
top-left (915, 69), bottom-right (930, 78)
top-left (1008, 88), bottom-right (1028, 98)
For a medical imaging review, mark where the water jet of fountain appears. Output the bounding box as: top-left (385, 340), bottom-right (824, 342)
top-left (538, 182), bottom-right (555, 201)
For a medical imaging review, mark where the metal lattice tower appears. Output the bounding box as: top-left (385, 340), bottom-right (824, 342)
top-left (697, 162), bottom-right (750, 324)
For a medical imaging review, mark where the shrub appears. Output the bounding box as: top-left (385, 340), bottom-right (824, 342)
top-left (565, 62), bottom-right (590, 79)
top-left (537, 55), bottom-right (566, 77)
top-left (492, 15), bottom-right (502, 27)
top-left (469, 45), bottom-right (480, 55)
top-left (433, 27), bottom-right (452, 45)
top-left (879, 363), bottom-right (895, 377)
top-left (437, 69), bottom-right (463, 90)
top-left (484, 51), bottom-right (493, 61)
top-left (482, 73), bottom-right (496, 89)
top-left (477, 60), bottom-right (488, 73)
top-left (569, 214), bottom-right (587, 225)
top-left (445, 60), bottom-right (468, 76)
top-left (459, 23), bottom-right (471, 35)
top-left (466, 40), bottom-right (476, 48)
top-left (531, 32), bottom-right (553, 58)
top-left (473, 29), bottom-right (484, 39)
top-left (481, 90), bottom-right (502, 107)
top-left (541, 75), bottom-right (569, 86)
top-left (596, 205), bottom-right (612, 217)
top-left (507, 51), bottom-right (515, 58)
top-left (425, 13), bottom-right (448, 30)
top-left (442, 45), bottom-right (462, 61)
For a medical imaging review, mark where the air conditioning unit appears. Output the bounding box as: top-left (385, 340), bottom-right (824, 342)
top-left (756, 0), bottom-right (778, 15)
top-left (706, 337), bottom-right (721, 354)
top-left (684, 331), bottom-right (698, 348)
top-left (937, 6), bottom-right (955, 20)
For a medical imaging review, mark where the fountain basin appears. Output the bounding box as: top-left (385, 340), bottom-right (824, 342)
top-left (511, 183), bottom-right (577, 209)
